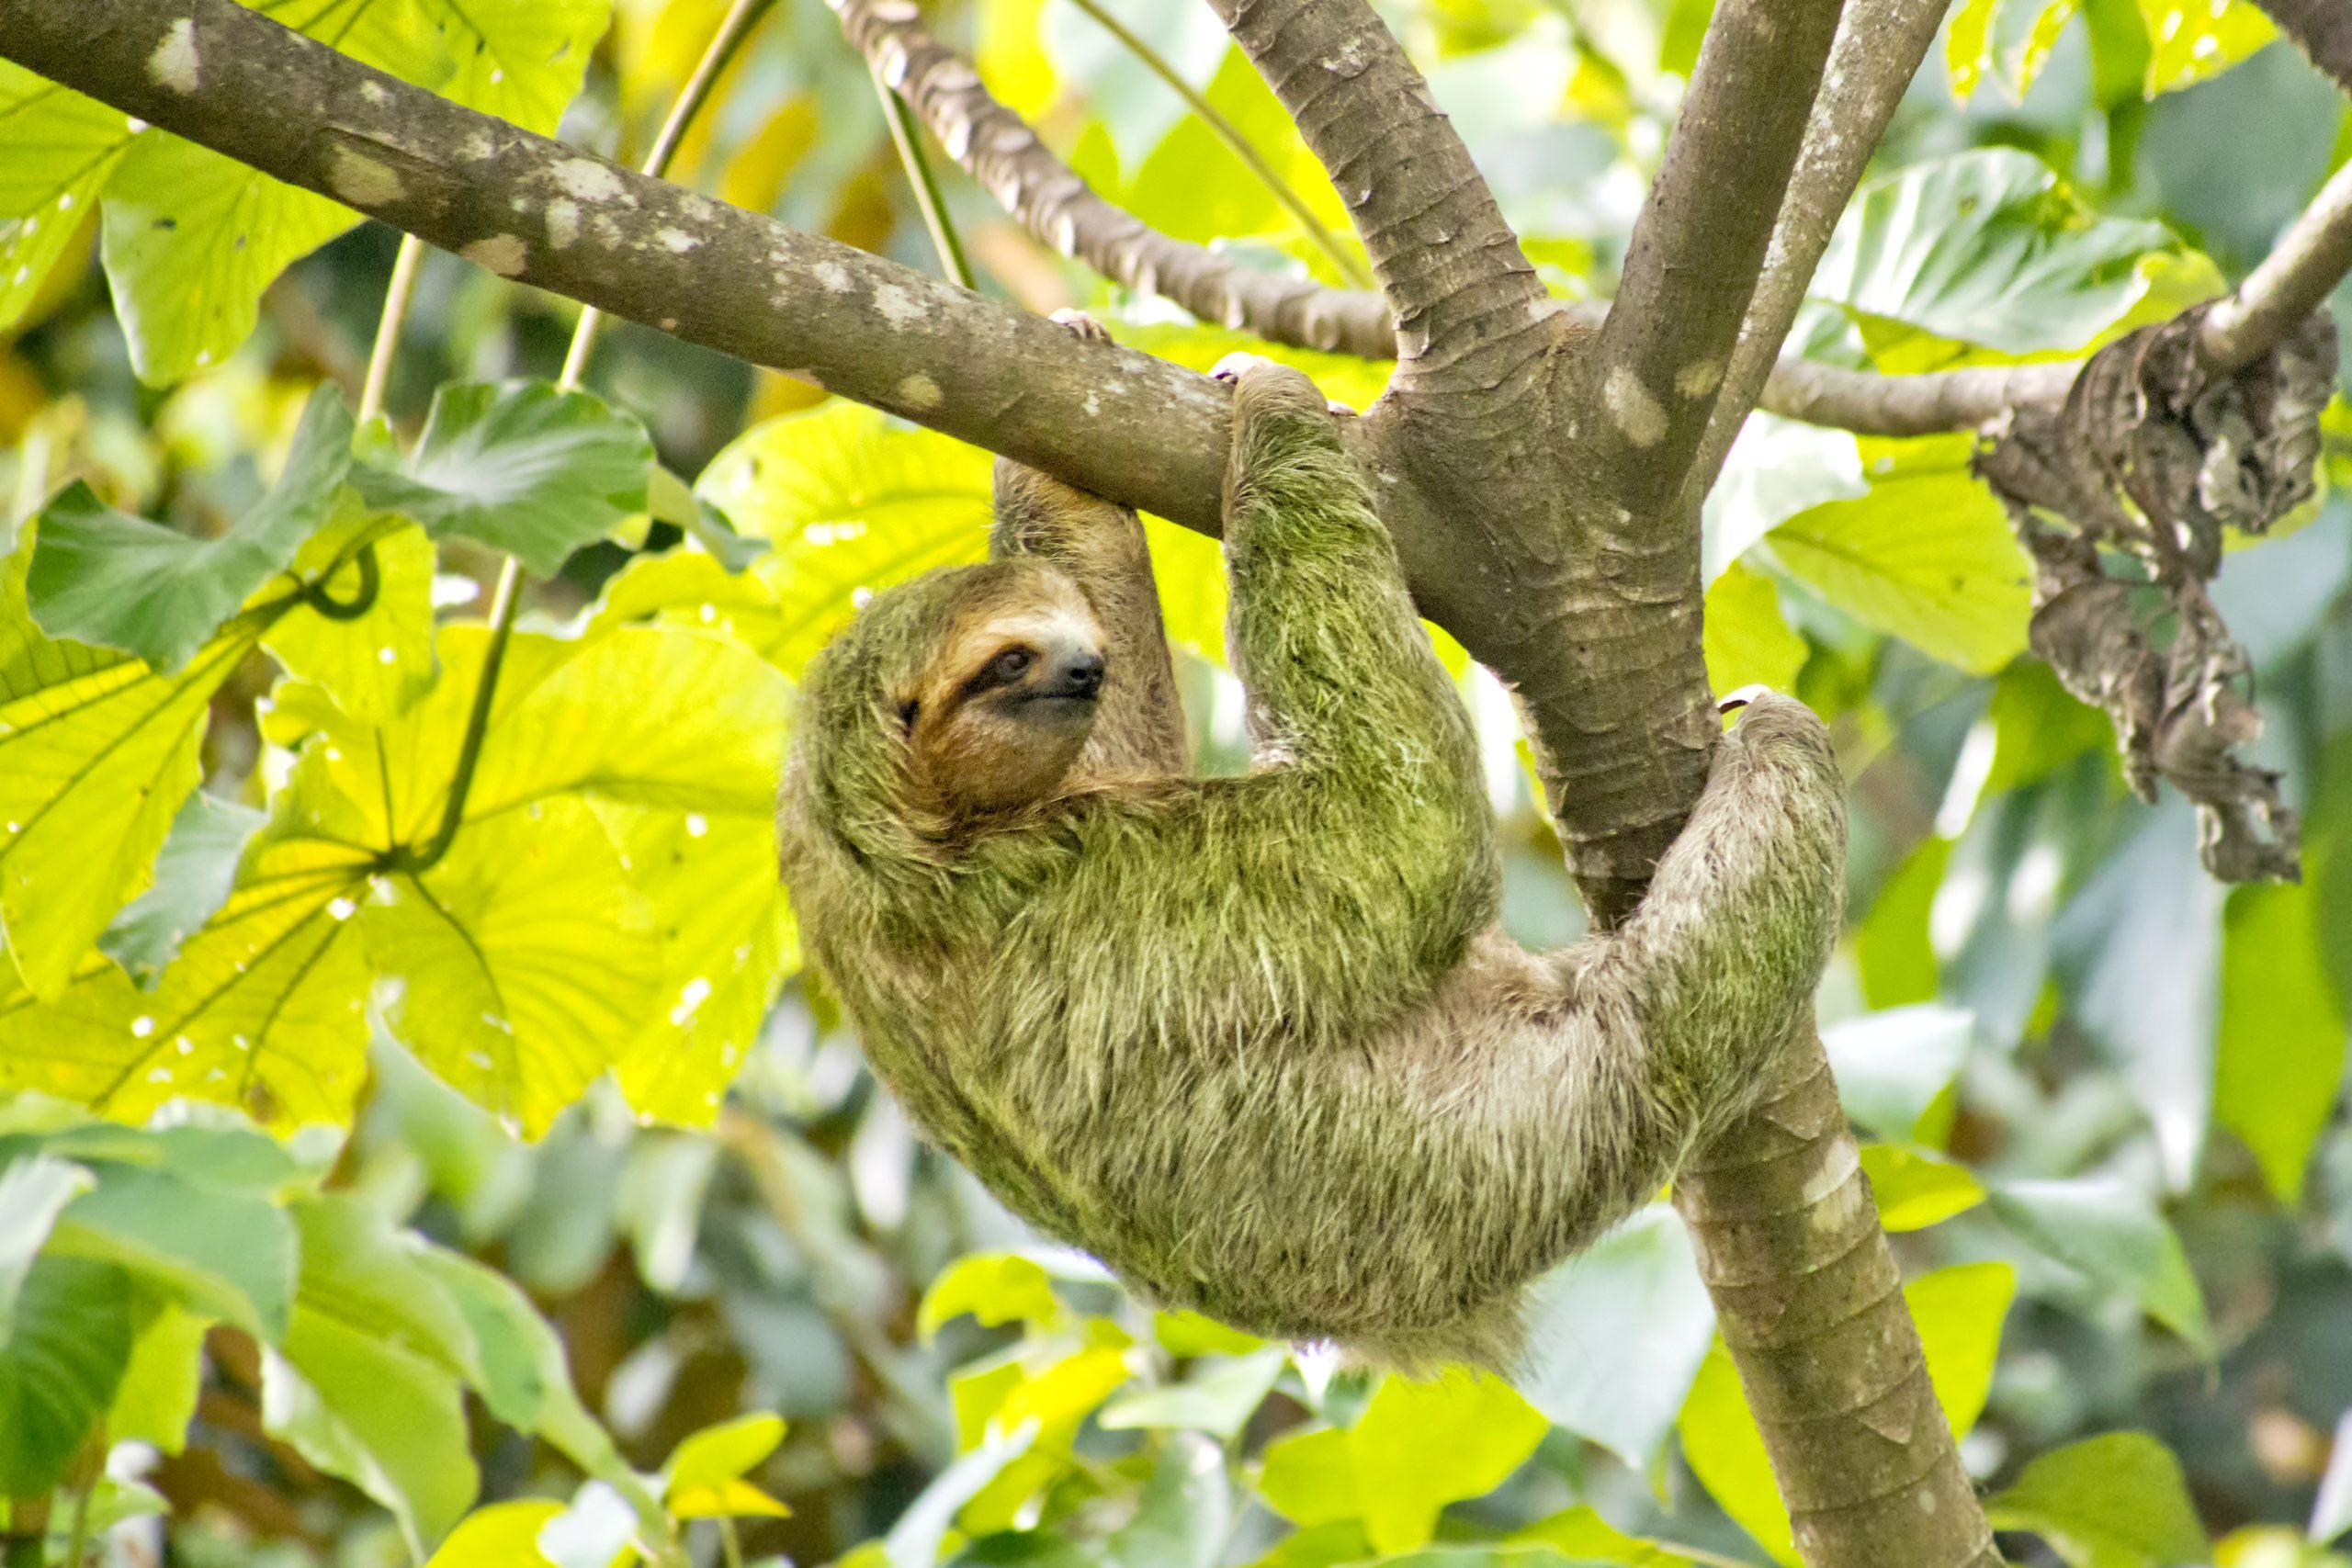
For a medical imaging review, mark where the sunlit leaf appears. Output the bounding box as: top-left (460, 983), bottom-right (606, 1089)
top-left (365, 797), bottom-right (659, 1139)
top-left (0, 541), bottom-right (264, 998)
top-left (423, 1501), bottom-right (564, 1568)
top-left (99, 132), bottom-right (358, 385)
top-left (2137, 0), bottom-right (2274, 95)
top-left (1947, 0), bottom-right (2084, 102)
top-left (1349, 1371), bottom-right (1548, 1554)
top-left (1510, 1506), bottom-right (1706, 1567)
top-left (28, 384), bottom-right (353, 669)
top-left (2216, 881), bottom-right (2348, 1202)
top-left (0, 62), bottom-right (134, 333)
top-left (1703, 559), bottom-right (1807, 698)
top-left (108, 1291), bottom-right (209, 1454)
top-left (1769, 434), bottom-right (2031, 673)
top-left (697, 400), bottom-right (996, 679)
top-left (1518, 1203), bottom-right (1715, 1471)
top-left (919, 1253), bottom-right (1064, 1340)
top-left (1989, 1176), bottom-right (2213, 1354)
top-left (666, 1413), bottom-right (787, 1506)
top-left (99, 791), bottom-right (266, 987)
top-left (345, 0), bottom-right (610, 133)
top-left (263, 508), bottom-right (439, 723)
top-left (354, 381), bottom-right (655, 577)
top-left (1257, 1426), bottom-right (1357, 1528)
top-left (1860, 1144), bottom-right (1988, 1231)
top-left (1987, 1431), bottom-right (2209, 1567)
top-left (1702, 414), bottom-right (1864, 581)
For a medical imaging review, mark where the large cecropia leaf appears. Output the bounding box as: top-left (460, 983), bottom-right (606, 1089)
top-left (0, 62), bottom-right (133, 333)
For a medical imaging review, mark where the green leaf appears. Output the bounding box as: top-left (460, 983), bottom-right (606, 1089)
top-left (0, 1254), bottom-right (132, 1494)
top-left (99, 790), bottom-right (266, 986)
top-left (364, 796), bottom-right (659, 1138)
top-left (1702, 414), bottom-right (1865, 581)
top-left (2216, 882), bottom-right (2348, 1202)
top-left (1768, 434), bottom-right (2032, 674)
top-left (1989, 1177), bottom-right (2213, 1353)
top-left (696, 400), bottom-right (996, 679)
top-left (1348, 1371), bottom-right (1549, 1554)
top-left (266, 1196), bottom-right (481, 1554)
top-left (341, 0), bottom-right (609, 133)
top-left (1812, 149), bottom-right (2175, 355)
top-left (585, 549), bottom-right (793, 663)
top-left (887, 1419), bottom-right (1036, 1568)
top-left (1860, 1145), bottom-right (1988, 1231)
top-left (47, 1160), bottom-right (298, 1337)
top-left (2137, 0), bottom-right (2274, 94)
top-left (1100, 1348), bottom-right (1286, 1439)
top-left (1510, 1507), bottom-right (1705, 1567)
top-left (28, 385), bottom-right (353, 669)
top-left (0, 62), bottom-right (134, 333)
top-left (262, 509), bottom-right (440, 723)
top-left (108, 1290), bottom-right (209, 1454)
top-left (666, 1413), bottom-right (786, 1494)
top-left (1518, 1203), bottom-right (1715, 1471)
top-left (0, 539), bottom-right (259, 998)
top-left (1987, 1431), bottom-right (2209, 1567)
top-left (354, 381), bottom-right (654, 577)
top-left (466, 626), bottom-right (790, 822)
top-left (1823, 1004), bottom-right (1975, 1143)
top-left (0, 1153), bottom-right (94, 1324)
top-left (1104, 1431), bottom-right (1229, 1568)
top-left (605, 805), bottom-right (795, 1128)
top-left (919, 1254), bottom-right (1064, 1340)
top-left (1256, 1426), bottom-right (1357, 1528)
top-left (1702, 560), bottom-right (1807, 698)
top-left (1154, 1311), bottom-right (1267, 1359)
top-left (1947, 0), bottom-right (2084, 102)
top-left (1679, 1261), bottom-right (2015, 1562)
top-left (423, 1500), bottom-right (564, 1568)
top-left (0, 819), bottom-right (376, 1128)
top-left (99, 132), bottom-right (358, 385)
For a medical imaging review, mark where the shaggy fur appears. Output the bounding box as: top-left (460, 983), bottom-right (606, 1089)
top-left (779, 358), bottom-right (1847, 1370)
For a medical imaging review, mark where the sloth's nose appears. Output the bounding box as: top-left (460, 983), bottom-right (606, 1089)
top-left (1046, 649), bottom-right (1106, 698)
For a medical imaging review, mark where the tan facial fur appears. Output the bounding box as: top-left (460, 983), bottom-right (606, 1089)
top-left (900, 570), bottom-right (1107, 818)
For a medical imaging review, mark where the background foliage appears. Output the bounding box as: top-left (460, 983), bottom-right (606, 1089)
top-left (2, 0), bottom-right (2351, 1564)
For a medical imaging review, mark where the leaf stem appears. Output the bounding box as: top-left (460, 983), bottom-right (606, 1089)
top-left (359, 235), bottom-right (426, 425)
top-left (1061, 0), bottom-right (1373, 289)
top-left (717, 1517), bottom-right (746, 1568)
top-left (564, 0), bottom-right (779, 388)
top-left (871, 63), bottom-right (976, 290)
top-left (62, 1435), bottom-right (100, 1568)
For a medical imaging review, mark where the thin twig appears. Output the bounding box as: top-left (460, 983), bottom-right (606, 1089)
top-left (1060, 0), bottom-right (1372, 289)
top-left (357, 235), bottom-right (425, 423)
top-left (870, 62), bottom-right (975, 290)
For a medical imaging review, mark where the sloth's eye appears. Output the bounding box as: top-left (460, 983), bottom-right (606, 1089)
top-left (988, 648), bottom-right (1034, 683)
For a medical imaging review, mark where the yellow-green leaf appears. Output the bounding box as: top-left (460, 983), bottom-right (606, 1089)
top-left (665, 1413), bottom-right (786, 1495)
top-left (1348, 1371), bottom-right (1548, 1554)
top-left (263, 510), bottom-right (438, 723)
top-left (2137, 0), bottom-right (2274, 95)
top-left (1704, 560), bottom-right (1806, 696)
top-left (1860, 1144), bottom-right (1988, 1231)
top-left (1769, 434), bottom-right (2031, 673)
top-left (918, 1254), bottom-right (1064, 1341)
top-left (423, 1501), bottom-right (563, 1568)
top-left (1257, 1426), bottom-right (1357, 1528)
top-left (2216, 881), bottom-right (2348, 1202)
top-left (0, 62), bottom-right (133, 333)
top-left (1988, 1431), bottom-right (2210, 1566)
top-left (364, 797), bottom-right (659, 1138)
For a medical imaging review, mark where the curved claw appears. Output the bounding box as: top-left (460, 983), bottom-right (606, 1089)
top-left (1048, 308), bottom-right (1113, 344)
top-left (1717, 683), bottom-right (1775, 715)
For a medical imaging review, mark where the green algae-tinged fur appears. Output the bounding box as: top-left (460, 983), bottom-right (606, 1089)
top-left (781, 359), bottom-right (1847, 1371)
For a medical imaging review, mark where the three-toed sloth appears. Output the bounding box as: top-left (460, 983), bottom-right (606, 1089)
top-left (779, 348), bottom-right (1846, 1371)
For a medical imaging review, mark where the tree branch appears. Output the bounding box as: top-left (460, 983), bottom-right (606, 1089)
top-left (1204, 0), bottom-right (1552, 392)
top-left (0, 0), bottom-right (1241, 536)
top-left (828, 0), bottom-right (1395, 357)
top-left (2200, 152), bottom-right (2352, 369)
top-left (1587, 0), bottom-right (1846, 516)
top-left (1762, 359), bottom-right (2078, 434)
top-left (2248, 0), bottom-right (2352, 95)
top-left (1687, 0), bottom-right (1950, 494)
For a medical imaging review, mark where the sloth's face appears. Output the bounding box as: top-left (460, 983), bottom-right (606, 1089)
top-left (899, 570), bottom-right (1106, 817)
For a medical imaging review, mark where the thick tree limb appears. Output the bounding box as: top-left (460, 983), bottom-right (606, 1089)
top-left (1587, 0), bottom-right (1844, 514)
top-left (1688, 0), bottom-right (1951, 493)
top-left (2250, 0), bottom-right (2352, 94)
top-left (2201, 153), bottom-right (2352, 369)
top-left (1765, 360), bottom-right (2078, 434)
top-left (1204, 0), bottom-right (1553, 392)
top-left (0, 0), bottom-right (1241, 538)
top-left (827, 0), bottom-right (1396, 358)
